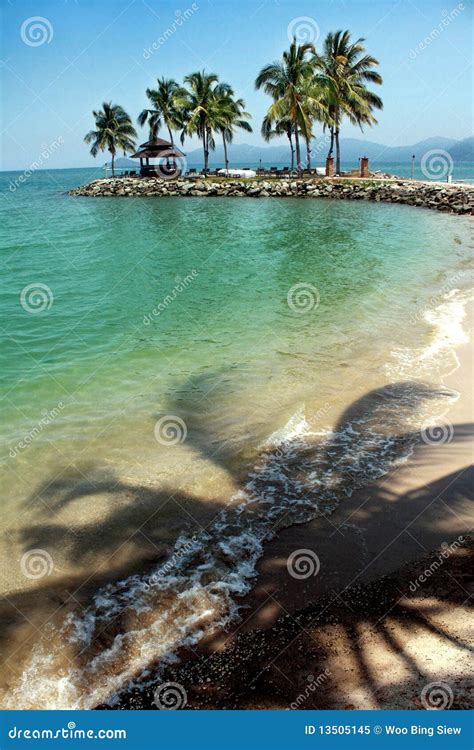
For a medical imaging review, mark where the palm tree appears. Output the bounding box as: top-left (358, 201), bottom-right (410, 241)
top-left (213, 85), bottom-right (252, 174)
top-left (314, 31), bottom-right (383, 174)
top-left (84, 102), bottom-right (137, 176)
top-left (261, 115), bottom-right (295, 170)
top-left (256, 39), bottom-right (322, 172)
top-left (298, 75), bottom-right (328, 170)
top-left (179, 70), bottom-right (220, 175)
top-left (137, 77), bottom-right (183, 144)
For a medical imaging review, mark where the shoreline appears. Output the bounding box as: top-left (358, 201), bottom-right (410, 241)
top-left (1, 200), bottom-right (471, 709)
top-left (120, 305), bottom-right (473, 710)
top-left (135, 536), bottom-right (472, 710)
top-left (68, 177), bottom-right (474, 215)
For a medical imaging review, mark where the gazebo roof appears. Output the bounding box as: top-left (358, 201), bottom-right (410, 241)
top-left (131, 145), bottom-right (185, 159)
top-left (139, 137), bottom-right (173, 149)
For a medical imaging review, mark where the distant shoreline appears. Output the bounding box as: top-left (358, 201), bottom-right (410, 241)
top-left (69, 176), bottom-right (474, 215)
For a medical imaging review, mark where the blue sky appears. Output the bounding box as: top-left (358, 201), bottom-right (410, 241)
top-left (1, 0), bottom-right (472, 169)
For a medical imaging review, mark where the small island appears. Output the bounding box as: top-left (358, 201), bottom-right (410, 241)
top-left (69, 174), bottom-right (474, 215)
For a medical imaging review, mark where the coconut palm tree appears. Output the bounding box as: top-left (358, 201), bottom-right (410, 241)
top-left (314, 30), bottom-right (383, 174)
top-left (84, 102), bottom-right (137, 176)
top-left (137, 77), bottom-right (183, 144)
top-left (256, 39), bottom-right (323, 172)
top-left (179, 70), bottom-right (220, 175)
top-left (298, 74), bottom-right (329, 170)
top-left (261, 115), bottom-right (296, 170)
top-left (213, 85), bottom-right (252, 174)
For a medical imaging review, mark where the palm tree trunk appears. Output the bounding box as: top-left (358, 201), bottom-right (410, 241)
top-left (294, 127), bottom-right (301, 174)
top-left (335, 127), bottom-right (340, 175)
top-left (327, 127), bottom-right (334, 159)
top-left (288, 132), bottom-right (295, 170)
top-left (306, 139), bottom-right (311, 170)
top-left (203, 124), bottom-right (210, 177)
top-left (222, 133), bottom-right (229, 175)
top-left (202, 130), bottom-right (207, 177)
top-left (167, 124), bottom-right (176, 171)
top-left (111, 151), bottom-right (115, 177)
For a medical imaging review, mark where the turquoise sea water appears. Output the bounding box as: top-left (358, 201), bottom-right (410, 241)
top-left (0, 168), bottom-right (472, 708)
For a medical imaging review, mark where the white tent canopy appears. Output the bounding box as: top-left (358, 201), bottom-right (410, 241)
top-left (217, 168), bottom-right (256, 178)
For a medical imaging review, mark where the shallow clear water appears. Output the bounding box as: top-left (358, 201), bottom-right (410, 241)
top-left (0, 168), bottom-right (472, 708)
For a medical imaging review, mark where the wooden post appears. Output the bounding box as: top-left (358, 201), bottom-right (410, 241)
top-left (325, 156), bottom-right (334, 177)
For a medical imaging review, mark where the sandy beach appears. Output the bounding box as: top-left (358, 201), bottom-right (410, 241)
top-left (2, 1), bottom-right (474, 736)
top-left (123, 320), bottom-right (473, 710)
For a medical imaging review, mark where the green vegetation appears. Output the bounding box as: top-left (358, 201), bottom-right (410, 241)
top-left (313, 30), bottom-right (383, 174)
top-left (137, 77), bottom-right (183, 145)
top-left (85, 28), bottom-right (382, 176)
top-left (84, 102), bottom-right (137, 176)
top-left (257, 30), bottom-right (382, 174)
top-left (176, 71), bottom-right (252, 175)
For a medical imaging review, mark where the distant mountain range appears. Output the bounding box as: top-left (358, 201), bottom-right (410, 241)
top-left (183, 136), bottom-right (474, 165)
top-left (110, 136), bottom-right (473, 168)
top-left (447, 136), bottom-right (474, 161)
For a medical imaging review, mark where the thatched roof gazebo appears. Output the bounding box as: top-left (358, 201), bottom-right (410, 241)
top-left (131, 138), bottom-right (186, 177)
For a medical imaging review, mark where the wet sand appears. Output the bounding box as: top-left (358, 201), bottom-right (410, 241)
top-left (146, 537), bottom-right (472, 710)
top-left (240, 334), bottom-right (473, 623)
top-left (124, 333), bottom-right (473, 710)
top-left (2, 314), bottom-right (472, 710)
